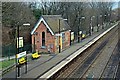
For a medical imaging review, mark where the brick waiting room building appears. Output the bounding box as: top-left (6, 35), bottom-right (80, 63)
top-left (31, 15), bottom-right (71, 53)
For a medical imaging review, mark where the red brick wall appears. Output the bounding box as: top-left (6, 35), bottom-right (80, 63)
top-left (32, 21), bottom-right (70, 53)
top-left (46, 31), bottom-right (55, 53)
top-left (32, 22), bottom-right (55, 53)
top-left (54, 30), bottom-right (70, 53)
top-left (66, 30), bottom-right (70, 47)
top-left (61, 30), bottom-right (70, 50)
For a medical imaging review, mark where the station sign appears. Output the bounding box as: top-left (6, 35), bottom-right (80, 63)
top-left (71, 32), bottom-right (74, 41)
top-left (55, 33), bottom-right (62, 36)
top-left (17, 51), bottom-right (26, 59)
top-left (16, 51), bottom-right (26, 64)
top-left (17, 37), bottom-right (23, 48)
top-left (79, 31), bottom-right (82, 34)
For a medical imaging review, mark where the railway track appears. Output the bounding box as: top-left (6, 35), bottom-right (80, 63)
top-left (53, 34), bottom-right (107, 78)
top-left (115, 61), bottom-right (120, 79)
top-left (70, 39), bottom-right (109, 78)
top-left (115, 26), bottom-right (120, 78)
top-left (49, 24), bottom-right (118, 79)
top-left (79, 27), bottom-right (118, 78)
top-left (99, 43), bottom-right (119, 78)
top-left (113, 39), bottom-right (120, 79)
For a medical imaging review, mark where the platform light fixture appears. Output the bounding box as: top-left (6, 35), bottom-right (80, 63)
top-left (58, 18), bottom-right (67, 53)
top-left (23, 23), bottom-right (30, 74)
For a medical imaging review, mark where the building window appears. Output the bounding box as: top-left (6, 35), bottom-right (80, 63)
top-left (62, 32), bottom-right (65, 43)
top-left (42, 32), bottom-right (45, 46)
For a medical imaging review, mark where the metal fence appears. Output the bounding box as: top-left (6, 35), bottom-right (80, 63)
top-left (2, 43), bottom-right (32, 57)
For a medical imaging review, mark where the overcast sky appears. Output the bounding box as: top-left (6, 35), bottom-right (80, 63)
top-left (1, 0), bottom-right (119, 9)
top-left (113, 2), bottom-right (119, 9)
top-left (1, 0), bottom-right (120, 2)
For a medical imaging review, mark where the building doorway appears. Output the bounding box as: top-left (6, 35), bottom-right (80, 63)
top-left (42, 32), bottom-right (45, 46)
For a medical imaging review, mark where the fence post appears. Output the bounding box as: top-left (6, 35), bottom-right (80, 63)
top-left (8, 45), bottom-right (10, 61)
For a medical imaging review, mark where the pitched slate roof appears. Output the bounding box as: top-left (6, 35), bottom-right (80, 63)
top-left (31, 15), bottom-right (71, 35)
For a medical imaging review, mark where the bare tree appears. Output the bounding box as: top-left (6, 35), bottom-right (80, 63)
top-left (2, 2), bottom-right (36, 45)
top-left (28, 2), bottom-right (116, 36)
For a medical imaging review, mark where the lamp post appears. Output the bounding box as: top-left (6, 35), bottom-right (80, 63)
top-left (100, 14), bottom-right (104, 29)
top-left (78, 16), bottom-right (85, 43)
top-left (58, 18), bottom-right (67, 53)
top-left (69, 30), bottom-right (71, 46)
top-left (104, 15), bottom-right (107, 22)
top-left (113, 12), bottom-right (117, 22)
top-left (90, 16), bottom-right (95, 36)
top-left (99, 15), bottom-right (102, 27)
top-left (80, 17), bottom-right (85, 42)
top-left (103, 15), bottom-right (106, 29)
top-left (23, 23), bottom-right (30, 74)
top-left (97, 15), bottom-right (102, 32)
top-left (97, 15), bottom-right (99, 32)
top-left (91, 16), bottom-right (95, 32)
top-left (15, 23), bottom-right (30, 78)
top-left (108, 14), bottom-right (110, 24)
top-left (16, 25), bottom-right (20, 77)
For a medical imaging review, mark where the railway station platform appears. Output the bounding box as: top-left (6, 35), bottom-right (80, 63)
top-left (2, 23), bottom-right (118, 79)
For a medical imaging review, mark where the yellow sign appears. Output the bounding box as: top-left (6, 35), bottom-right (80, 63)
top-left (82, 34), bottom-right (85, 38)
top-left (16, 51), bottom-right (26, 64)
top-left (60, 37), bottom-right (62, 50)
top-left (19, 57), bottom-right (26, 64)
top-left (17, 37), bottom-right (23, 48)
top-left (71, 32), bottom-right (74, 41)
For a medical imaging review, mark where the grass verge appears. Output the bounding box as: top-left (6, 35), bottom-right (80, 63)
top-left (0, 59), bottom-right (15, 70)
